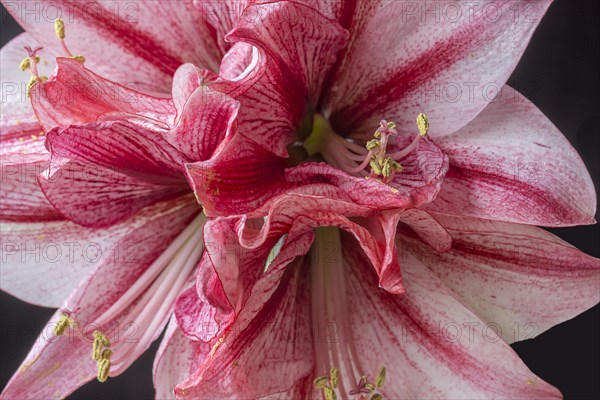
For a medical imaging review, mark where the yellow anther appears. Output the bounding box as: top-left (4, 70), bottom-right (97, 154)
top-left (416, 113), bottom-right (429, 136)
top-left (374, 130), bottom-right (382, 139)
top-left (366, 139), bottom-right (380, 151)
top-left (69, 55), bottom-right (86, 63)
top-left (53, 314), bottom-right (73, 336)
top-left (370, 394), bottom-right (383, 400)
top-left (364, 383), bottom-right (376, 391)
top-left (93, 330), bottom-right (111, 347)
top-left (387, 121), bottom-right (396, 129)
top-left (329, 367), bottom-right (339, 389)
top-left (54, 19), bottom-right (65, 39)
top-left (375, 366), bottom-right (386, 388)
top-left (324, 386), bottom-right (337, 400)
top-left (19, 57), bottom-right (39, 71)
top-left (101, 348), bottom-right (113, 360)
top-left (369, 159), bottom-right (382, 176)
top-left (92, 338), bottom-right (102, 361)
top-left (313, 376), bottom-right (329, 389)
top-left (97, 358), bottom-right (111, 382)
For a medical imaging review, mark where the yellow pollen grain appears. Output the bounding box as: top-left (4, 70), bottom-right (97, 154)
top-left (375, 366), bottom-right (386, 387)
top-left (313, 376), bottom-right (328, 389)
top-left (97, 358), bottom-right (110, 382)
top-left (324, 386), bottom-right (337, 400)
top-left (416, 113), bottom-right (429, 136)
top-left (329, 367), bottom-right (339, 389)
top-left (53, 314), bottom-right (73, 336)
top-left (70, 55), bottom-right (86, 64)
top-left (54, 19), bottom-right (65, 39)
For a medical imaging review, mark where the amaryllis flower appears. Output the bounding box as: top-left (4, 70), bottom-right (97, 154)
top-left (168, 1), bottom-right (599, 399)
top-left (0, 1), bottom-right (246, 398)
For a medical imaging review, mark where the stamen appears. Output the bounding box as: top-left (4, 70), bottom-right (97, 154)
top-left (54, 19), bottom-right (85, 63)
top-left (53, 313), bottom-right (73, 336)
top-left (342, 114), bottom-right (430, 183)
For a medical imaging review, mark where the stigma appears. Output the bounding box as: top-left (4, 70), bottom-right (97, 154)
top-left (21, 46), bottom-right (47, 98)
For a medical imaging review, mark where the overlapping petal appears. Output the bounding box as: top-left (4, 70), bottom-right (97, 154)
top-left (400, 212), bottom-right (600, 344)
top-left (221, 1), bottom-right (348, 157)
top-left (325, 0), bottom-right (553, 140)
top-left (1, 197), bottom-right (199, 399)
top-left (426, 86), bottom-right (597, 226)
top-left (2, 0), bottom-right (222, 93)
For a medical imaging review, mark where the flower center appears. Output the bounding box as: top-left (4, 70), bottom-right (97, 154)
top-left (300, 113), bottom-right (429, 184)
top-left (310, 227), bottom-right (388, 400)
top-left (55, 213), bottom-right (206, 382)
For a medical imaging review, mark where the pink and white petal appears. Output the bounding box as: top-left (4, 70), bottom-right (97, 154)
top-left (0, 309), bottom-right (97, 399)
top-left (426, 86), bottom-right (597, 226)
top-left (185, 133), bottom-right (289, 217)
top-left (38, 160), bottom-right (186, 228)
top-left (176, 216), bottom-right (314, 343)
top-left (197, 0), bottom-right (249, 56)
top-left (2, 197), bottom-right (200, 398)
top-left (45, 119), bottom-right (187, 179)
top-left (1, 217), bottom-right (127, 308)
top-left (326, 0), bottom-right (552, 140)
top-left (400, 213), bottom-right (600, 344)
top-left (398, 208), bottom-right (452, 252)
top-left (224, 1), bottom-right (348, 157)
top-left (1, 140), bottom-right (61, 221)
top-left (174, 256), bottom-right (315, 399)
top-left (166, 85), bottom-right (240, 162)
top-left (341, 233), bottom-right (561, 398)
top-left (236, 193), bottom-right (405, 293)
top-left (30, 58), bottom-right (174, 131)
top-left (3, 0), bottom-right (221, 94)
top-left (153, 316), bottom-right (210, 400)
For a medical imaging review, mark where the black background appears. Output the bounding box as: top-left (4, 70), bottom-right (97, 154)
top-left (1, 0), bottom-right (598, 399)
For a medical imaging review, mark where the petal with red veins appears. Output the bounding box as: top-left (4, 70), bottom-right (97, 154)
top-left (197, 0), bottom-right (249, 55)
top-left (339, 233), bottom-right (561, 398)
top-left (326, 0), bottom-right (552, 140)
top-left (224, 1), bottom-right (348, 157)
top-left (1, 216), bottom-right (129, 307)
top-left (175, 256), bottom-right (314, 399)
top-left (1, 197), bottom-right (199, 400)
top-left (45, 119), bottom-right (187, 179)
top-left (3, 0), bottom-right (221, 93)
top-left (38, 160), bottom-right (187, 228)
top-left (188, 130), bottom-right (448, 218)
top-left (153, 316), bottom-right (210, 400)
top-left (30, 58), bottom-right (174, 131)
top-left (427, 86), bottom-right (597, 227)
top-left (400, 213), bottom-right (600, 344)
top-left (176, 216), bottom-right (314, 343)
top-left (175, 226), bottom-right (561, 399)
top-left (166, 85), bottom-right (240, 162)
top-left (185, 133), bottom-right (289, 217)
top-left (398, 208), bottom-right (452, 252)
